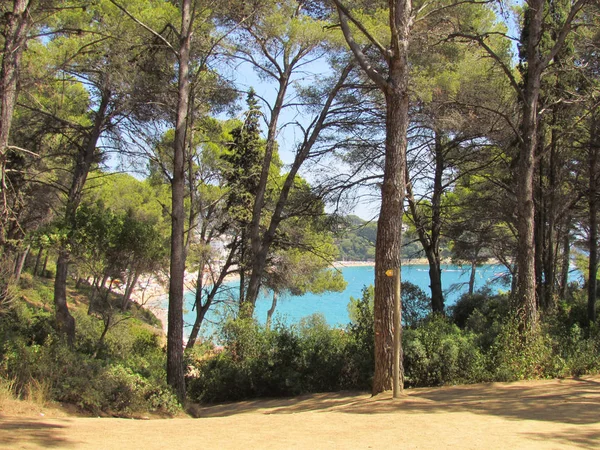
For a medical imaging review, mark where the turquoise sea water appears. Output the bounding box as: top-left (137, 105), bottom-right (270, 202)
top-left (183, 264), bottom-right (510, 337)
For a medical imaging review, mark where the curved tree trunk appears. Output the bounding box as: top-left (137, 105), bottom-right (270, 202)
top-left (266, 290), bottom-right (278, 330)
top-left (14, 244), bottom-right (29, 281)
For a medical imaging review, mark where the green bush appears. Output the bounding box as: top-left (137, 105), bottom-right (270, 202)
top-left (403, 315), bottom-right (487, 387)
top-left (0, 296), bottom-right (177, 416)
top-left (187, 314), bottom-right (366, 403)
top-left (488, 315), bottom-right (556, 381)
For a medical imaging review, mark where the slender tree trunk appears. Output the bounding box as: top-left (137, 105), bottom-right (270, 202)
top-left (243, 64), bottom-right (353, 314)
top-left (187, 245), bottom-right (237, 349)
top-left (266, 291), bottom-right (278, 330)
top-left (53, 88), bottom-right (110, 344)
top-left (121, 270), bottom-right (140, 311)
top-left (0, 0), bottom-right (31, 246)
top-left (588, 114), bottom-right (599, 326)
top-left (13, 244), bottom-right (29, 281)
top-left (534, 156), bottom-right (545, 308)
top-left (469, 261), bottom-right (477, 296)
top-left (543, 127), bottom-right (559, 309)
top-left (167, 0), bottom-right (193, 403)
top-left (186, 265), bottom-right (206, 349)
top-left (54, 250), bottom-right (75, 345)
top-left (41, 252), bottom-right (48, 277)
top-left (559, 223), bottom-right (570, 300)
top-left (405, 143), bottom-right (443, 313)
top-left (33, 247), bottom-right (43, 276)
top-left (243, 75), bottom-right (290, 314)
top-left (92, 315), bottom-right (111, 359)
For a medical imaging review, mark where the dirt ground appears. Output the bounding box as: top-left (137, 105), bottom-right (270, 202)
top-left (1, 375), bottom-right (599, 449)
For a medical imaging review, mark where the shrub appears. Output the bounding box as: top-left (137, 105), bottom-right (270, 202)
top-left (403, 315), bottom-right (487, 387)
top-left (0, 295), bottom-right (177, 416)
top-left (187, 314), bottom-right (365, 403)
top-left (488, 315), bottom-right (555, 381)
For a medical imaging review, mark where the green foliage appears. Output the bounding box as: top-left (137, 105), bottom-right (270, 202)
top-left (0, 277), bottom-right (178, 416)
top-left (186, 315), bottom-right (368, 403)
top-left (403, 315), bottom-right (487, 387)
top-left (488, 316), bottom-right (555, 381)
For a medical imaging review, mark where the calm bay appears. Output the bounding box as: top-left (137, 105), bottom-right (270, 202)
top-left (184, 264), bottom-right (510, 337)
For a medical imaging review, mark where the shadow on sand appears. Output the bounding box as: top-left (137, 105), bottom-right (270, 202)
top-left (0, 417), bottom-right (76, 448)
top-left (191, 375), bottom-right (600, 431)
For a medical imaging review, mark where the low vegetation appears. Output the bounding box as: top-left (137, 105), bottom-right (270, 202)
top-left (1, 268), bottom-right (599, 414)
top-left (0, 274), bottom-right (179, 417)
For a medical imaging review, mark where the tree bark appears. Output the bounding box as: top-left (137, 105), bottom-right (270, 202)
top-left (33, 247), bottom-right (43, 276)
top-left (54, 250), bottom-right (75, 345)
top-left (334, 0), bottom-right (411, 396)
top-left (469, 261), bottom-right (476, 296)
top-left (266, 290), bottom-right (278, 330)
top-left (559, 222), bottom-right (570, 300)
top-left (514, 0), bottom-right (545, 330)
top-left (13, 244), bottom-right (29, 281)
top-left (0, 0), bottom-right (32, 246)
top-left (372, 85), bottom-right (408, 395)
top-left (121, 269), bottom-right (140, 311)
top-left (167, 0), bottom-right (193, 403)
top-left (53, 87), bottom-right (111, 344)
top-left (588, 114), bottom-right (599, 326)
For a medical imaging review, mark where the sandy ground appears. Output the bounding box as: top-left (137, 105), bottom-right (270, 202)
top-left (1, 375), bottom-right (599, 449)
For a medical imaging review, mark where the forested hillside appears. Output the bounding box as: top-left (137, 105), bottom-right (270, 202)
top-left (1, 0), bottom-right (599, 413)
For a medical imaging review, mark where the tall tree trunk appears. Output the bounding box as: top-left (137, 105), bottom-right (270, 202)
top-left (543, 126), bottom-right (559, 309)
top-left (515, 0), bottom-right (545, 331)
top-left (588, 114), bottom-right (599, 326)
top-left (167, 0), bottom-right (192, 403)
top-left (334, 0), bottom-right (411, 395)
top-left (372, 85), bottom-right (408, 395)
top-left (0, 0), bottom-right (31, 247)
top-left (243, 75), bottom-right (290, 314)
top-left (406, 180), bottom-right (443, 313)
top-left (53, 88), bottom-right (110, 344)
top-left (534, 155), bottom-right (545, 308)
top-left (429, 131), bottom-right (444, 313)
top-left (242, 64), bottom-right (353, 314)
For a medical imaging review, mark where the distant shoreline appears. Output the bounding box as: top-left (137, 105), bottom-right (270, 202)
top-left (334, 258), bottom-right (430, 267)
top-left (132, 258), bottom-right (502, 335)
